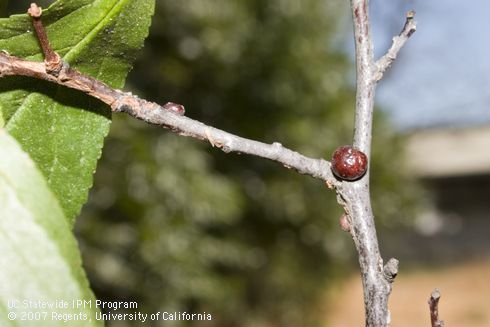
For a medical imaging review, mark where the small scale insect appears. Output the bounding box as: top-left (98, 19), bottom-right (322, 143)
top-left (163, 102), bottom-right (185, 116)
top-left (339, 214), bottom-right (350, 232)
top-left (331, 145), bottom-right (367, 181)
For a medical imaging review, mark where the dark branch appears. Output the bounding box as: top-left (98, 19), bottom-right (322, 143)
top-left (27, 3), bottom-right (62, 74)
top-left (428, 289), bottom-right (445, 327)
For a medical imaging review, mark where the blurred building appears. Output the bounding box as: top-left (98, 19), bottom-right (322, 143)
top-left (382, 124), bottom-right (490, 263)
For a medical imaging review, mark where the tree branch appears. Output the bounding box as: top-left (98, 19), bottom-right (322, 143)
top-left (346, 1), bottom-right (390, 326)
top-left (343, 1), bottom-right (416, 326)
top-left (375, 11), bottom-right (417, 82)
top-left (27, 3), bottom-right (62, 74)
top-left (428, 289), bottom-right (445, 327)
top-left (0, 52), bottom-right (339, 187)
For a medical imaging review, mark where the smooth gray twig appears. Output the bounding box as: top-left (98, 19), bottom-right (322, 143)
top-left (375, 10), bottom-right (417, 82)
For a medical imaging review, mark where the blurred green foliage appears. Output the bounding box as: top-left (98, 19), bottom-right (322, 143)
top-left (0, 2), bottom-right (6, 17)
top-left (5, 0), bottom-right (421, 326)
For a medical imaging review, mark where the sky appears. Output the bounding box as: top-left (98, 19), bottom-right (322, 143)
top-left (351, 0), bottom-right (490, 130)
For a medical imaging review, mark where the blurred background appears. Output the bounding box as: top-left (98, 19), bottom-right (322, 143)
top-left (4, 0), bottom-right (490, 326)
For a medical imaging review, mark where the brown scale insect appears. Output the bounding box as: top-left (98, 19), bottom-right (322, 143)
top-left (331, 145), bottom-right (367, 181)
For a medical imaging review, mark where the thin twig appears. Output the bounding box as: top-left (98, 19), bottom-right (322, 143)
top-left (428, 289), bottom-right (445, 327)
top-left (27, 3), bottom-right (62, 74)
top-left (375, 10), bottom-right (417, 81)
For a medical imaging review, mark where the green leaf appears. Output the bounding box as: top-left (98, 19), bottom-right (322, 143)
top-left (0, 0), bottom-right (155, 225)
top-left (0, 130), bottom-right (102, 327)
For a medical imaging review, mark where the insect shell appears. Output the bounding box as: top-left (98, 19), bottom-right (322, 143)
top-left (339, 214), bottom-right (350, 232)
top-left (331, 146), bottom-right (367, 181)
top-left (163, 102), bottom-right (185, 116)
